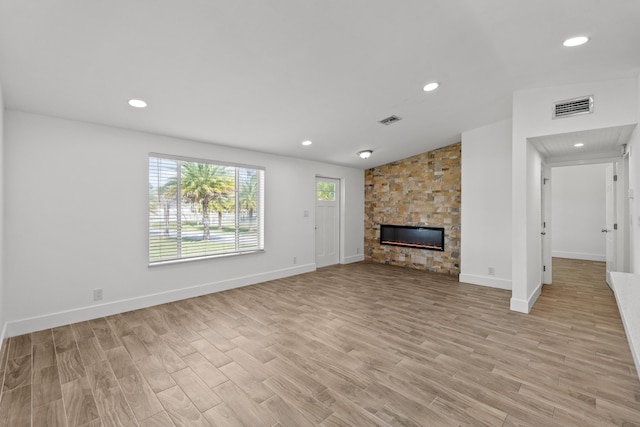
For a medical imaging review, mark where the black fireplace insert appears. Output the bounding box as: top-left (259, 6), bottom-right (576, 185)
top-left (379, 224), bottom-right (444, 251)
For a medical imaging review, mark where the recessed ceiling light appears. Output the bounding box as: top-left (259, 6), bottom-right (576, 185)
top-left (423, 82), bottom-right (439, 92)
top-left (574, 143), bottom-right (584, 147)
top-left (358, 150), bottom-right (373, 159)
top-left (301, 140), bottom-right (312, 146)
top-left (563, 36), bottom-right (589, 47)
top-left (128, 99), bottom-right (147, 108)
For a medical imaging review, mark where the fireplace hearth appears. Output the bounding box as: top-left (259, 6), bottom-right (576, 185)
top-left (379, 224), bottom-right (444, 251)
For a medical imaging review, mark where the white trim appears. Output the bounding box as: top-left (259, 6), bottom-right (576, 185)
top-left (342, 254), bottom-right (365, 264)
top-left (544, 156), bottom-right (623, 167)
top-left (0, 322), bottom-right (7, 353)
top-left (552, 251), bottom-right (606, 262)
top-left (510, 282), bottom-right (542, 313)
top-left (5, 263), bottom-right (315, 337)
top-left (459, 274), bottom-right (512, 290)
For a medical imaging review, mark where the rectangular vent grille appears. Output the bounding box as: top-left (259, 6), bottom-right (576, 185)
top-left (379, 115), bottom-right (402, 126)
top-left (553, 95), bottom-right (593, 119)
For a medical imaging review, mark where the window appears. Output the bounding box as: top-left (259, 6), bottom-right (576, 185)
top-left (316, 180), bottom-right (336, 201)
top-left (148, 154), bottom-right (264, 264)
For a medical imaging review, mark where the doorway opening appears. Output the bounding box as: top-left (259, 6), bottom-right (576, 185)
top-left (546, 163), bottom-right (611, 285)
top-left (531, 126), bottom-right (633, 288)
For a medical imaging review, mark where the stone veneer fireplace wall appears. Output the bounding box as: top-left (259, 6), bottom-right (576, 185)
top-left (364, 142), bottom-right (461, 275)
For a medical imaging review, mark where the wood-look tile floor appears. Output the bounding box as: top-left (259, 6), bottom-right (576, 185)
top-left (0, 258), bottom-right (639, 426)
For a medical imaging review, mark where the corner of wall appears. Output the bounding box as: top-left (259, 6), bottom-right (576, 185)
top-left (509, 282), bottom-right (542, 313)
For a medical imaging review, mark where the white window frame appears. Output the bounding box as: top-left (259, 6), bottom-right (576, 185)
top-left (148, 153), bottom-right (265, 265)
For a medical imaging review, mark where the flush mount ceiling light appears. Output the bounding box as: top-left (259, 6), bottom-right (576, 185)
top-left (574, 142), bottom-right (585, 147)
top-left (128, 99), bottom-right (147, 108)
top-left (358, 150), bottom-right (373, 159)
top-left (301, 140), bottom-right (312, 146)
top-left (423, 82), bottom-right (439, 92)
top-left (563, 36), bottom-right (589, 47)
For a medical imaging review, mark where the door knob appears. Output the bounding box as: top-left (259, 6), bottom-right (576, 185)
top-left (541, 232), bottom-right (546, 235)
top-left (601, 229), bottom-right (608, 233)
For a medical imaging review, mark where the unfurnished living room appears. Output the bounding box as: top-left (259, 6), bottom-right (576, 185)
top-left (1, 1), bottom-right (640, 426)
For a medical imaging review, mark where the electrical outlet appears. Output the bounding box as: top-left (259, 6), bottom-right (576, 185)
top-left (488, 267), bottom-right (495, 276)
top-left (93, 288), bottom-right (103, 301)
top-left (293, 256), bottom-right (297, 264)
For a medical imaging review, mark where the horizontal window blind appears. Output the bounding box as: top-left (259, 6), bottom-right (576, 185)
top-left (149, 155), bottom-right (264, 264)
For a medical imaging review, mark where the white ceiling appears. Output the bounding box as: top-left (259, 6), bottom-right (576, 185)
top-left (530, 124), bottom-right (637, 164)
top-left (1, 0), bottom-right (639, 169)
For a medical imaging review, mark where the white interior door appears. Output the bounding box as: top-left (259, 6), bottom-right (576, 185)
top-left (604, 164), bottom-right (617, 286)
top-left (315, 177), bottom-right (340, 268)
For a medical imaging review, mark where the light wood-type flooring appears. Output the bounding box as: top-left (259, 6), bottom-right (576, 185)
top-left (0, 258), bottom-right (639, 426)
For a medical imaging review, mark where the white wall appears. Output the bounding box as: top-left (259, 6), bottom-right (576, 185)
top-left (551, 164), bottom-right (607, 261)
top-left (630, 74), bottom-right (640, 273)
top-left (4, 111), bottom-right (365, 335)
top-left (0, 80), bottom-right (5, 344)
top-left (512, 77), bottom-right (638, 312)
top-left (525, 142), bottom-right (543, 302)
top-left (460, 119), bottom-right (512, 289)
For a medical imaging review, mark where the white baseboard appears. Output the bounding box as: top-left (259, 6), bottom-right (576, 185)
top-left (5, 263), bottom-right (316, 337)
top-left (458, 274), bottom-right (511, 290)
top-left (342, 254), bottom-right (365, 264)
top-left (0, 322), bottom-right (7, 355)
top-left (552, 251), bottom-right (605, 262)
top-left (510, 282), bottom-right (542, 313)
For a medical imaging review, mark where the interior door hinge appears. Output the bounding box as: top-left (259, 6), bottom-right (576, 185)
top-left (543, 265), bottom-right (546, 272)
top-left (614, 223), bottom-right (618, 230)
top-left (614, 174), bottom-right (618, 182)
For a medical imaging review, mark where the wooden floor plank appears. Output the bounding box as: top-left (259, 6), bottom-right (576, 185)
top-left (60, 377), bottom-right (100, 427)
top-left (93, 386), bottom-right (137, 427)
top-left (202, 403), bottom-right (244, 427)
top-left (170, 367), bottom-right (221, 412)
top-left (33, 398), bottom-right (68, 427)
top-left (118, 371), bottom-right (164, 421)
top-left (32, 364), bottom-right (63, 408)
top-left (0, 385), bottom-right (31, 427)
top-left (2, 354), bottom-right (31, 392)
top-left (156, 385), bottom-right (211, 427)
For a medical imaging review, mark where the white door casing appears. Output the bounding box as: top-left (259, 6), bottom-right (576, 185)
top-left (541, 165), bottom-right (552, 284)
top-left (604, 163), bottom-right (617, 286)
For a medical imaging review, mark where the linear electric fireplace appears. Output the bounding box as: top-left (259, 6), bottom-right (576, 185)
top-left (380, 224), bottom-right (445, 251)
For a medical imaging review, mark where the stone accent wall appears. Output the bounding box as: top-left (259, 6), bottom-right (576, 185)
top-left (364, 142), bottom-right (461, 275)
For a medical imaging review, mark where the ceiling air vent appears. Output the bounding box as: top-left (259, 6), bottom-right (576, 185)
top-left (378, 115), bottom-right (402, 126)
top-left (553, 95), bottom-right (593, 119)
